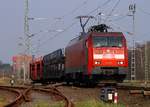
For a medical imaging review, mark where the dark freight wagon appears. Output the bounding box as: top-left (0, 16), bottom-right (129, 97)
top-left (43, 49), bottom-right (65, 82)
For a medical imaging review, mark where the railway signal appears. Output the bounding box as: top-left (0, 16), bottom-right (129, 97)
top-left (100, 87), bottom-right (118, 104)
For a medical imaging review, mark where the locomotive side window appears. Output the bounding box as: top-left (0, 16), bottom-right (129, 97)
top-left (93, 36), bottom-right (123, 47)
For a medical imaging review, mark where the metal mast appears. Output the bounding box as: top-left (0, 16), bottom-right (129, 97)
top-left (129, 3), bottom-right (136, 80)
top-left (145, 41), bottom-right (148, 85)
top-left (24, 0), bottom-right (30, 55)
top-left (23, 0), bottom-right (30, 82)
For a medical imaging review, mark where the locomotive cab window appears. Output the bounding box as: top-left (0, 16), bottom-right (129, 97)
top-left (93, 36), bottom-right (123, 47)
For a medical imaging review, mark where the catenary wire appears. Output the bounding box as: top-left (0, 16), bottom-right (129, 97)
top-left (33, 0), bottom-right (112, 41)
top-left (31, 0), bottom-right (115, 54)
top-left (61, 0), bottom-right (90, 18)
top-left (104, 0), bottom-right (121, 23)
top-left (39, 20), bottom-right (78, 47)
top-left (87, 0), bottom-right (112, 15)
top-left (31, 0), bottom-right (90, 40)
top-left (39, 0), bottom-right (113, 45)
top-left (137, 7), bottom-right (150, 16)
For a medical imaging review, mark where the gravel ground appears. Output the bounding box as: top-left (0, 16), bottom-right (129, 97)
top-left (57, 86), bottom-right (150, 107)
top-left (58, 86), bottom-right (100, 102)
top-left (20, 90), bottom-right (53, 107)
top-left (119, 90), bottom-right (150, 107)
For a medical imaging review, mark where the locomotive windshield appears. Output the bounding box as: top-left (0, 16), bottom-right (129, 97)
top-left (93, 36), bottom-right (123, 47)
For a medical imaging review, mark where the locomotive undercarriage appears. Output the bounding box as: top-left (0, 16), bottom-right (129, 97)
top-left (92, 66), bottom-right (127, 82)
top-left (65, 67), bottom-right (127, 85)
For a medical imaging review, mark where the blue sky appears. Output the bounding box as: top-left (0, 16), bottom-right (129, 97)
top-left (0, 0), bottom-right (149, 63)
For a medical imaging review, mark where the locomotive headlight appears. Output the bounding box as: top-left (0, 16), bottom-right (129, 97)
top-left (118, 61), bottom-right (124, 64)
top-left (95, 61), bottom-right (101, 64)
top-left (95, 61), bottom-right (98, 64)
top-left (120, 61), bottom-right (123, 64)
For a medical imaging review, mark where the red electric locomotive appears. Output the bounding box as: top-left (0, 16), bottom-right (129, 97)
top-left (30, 24), bottom-right (128, 85)
top-left (65, 24), bottom-right (128, 84)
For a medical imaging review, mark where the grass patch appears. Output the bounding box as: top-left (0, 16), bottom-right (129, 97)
top-left (0, 97), bottom-right (5, 102)
top-left (75, 100), bottom-right (125, 107)
top-left (25, 100), bottom-right (124, 107)
top-left (0, 77), bottom-right (11, 85)
top-left (0, 96), bottom-right (6, 107)
top-left (33, 101), bottom-right (64, 107)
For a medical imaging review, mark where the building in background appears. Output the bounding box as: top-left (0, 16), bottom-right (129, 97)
top-left (12, 55), bottom-right (32, 80)
top-left (0, 62), bottom-right (12, 78)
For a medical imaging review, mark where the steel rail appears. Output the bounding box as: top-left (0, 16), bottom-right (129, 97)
top-left (0, 86), bottom-right (32, 107)
top-left (33, 86), bottom-right (74, 107)
top-left (0, 87), bottom-right (23, 107)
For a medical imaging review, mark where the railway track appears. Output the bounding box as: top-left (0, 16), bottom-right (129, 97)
top-left (0, 83), bottom-right (149, 107)
top-left (0, 85), bottom-right (74, 107)
top-left (57, 83), bottom-right (150, 107)
top-left (33, 86), bottom-right (74, 107)
top-left (0, 87), bottom-right (22, 107)
top-left (0, 86), bottom-right (32, 107)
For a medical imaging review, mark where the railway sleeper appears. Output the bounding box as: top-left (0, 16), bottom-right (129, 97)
top-left (129, 90), bottom-right (143, 94)
top-left (143, 91), bottom-right (150, 96)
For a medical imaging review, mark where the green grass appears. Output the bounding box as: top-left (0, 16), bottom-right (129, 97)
top-left (0, 96), bottom-right (6, 107)
top-left (33, 101), bottom-right (64, 107)
top-left (32, 100), bottom-right (124, 107)
top-left (0, 77), bottom-right (11, 85)
top-left (75, 100), bottom-right (125, 107)
top-left (0, 97), bottom-right (5, 102)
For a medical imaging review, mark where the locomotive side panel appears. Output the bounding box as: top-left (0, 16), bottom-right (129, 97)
top-left (65, 36), bottom-right (87, 80)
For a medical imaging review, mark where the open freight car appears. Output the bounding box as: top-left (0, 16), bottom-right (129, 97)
top-left (30, 57), bottom-right (43, 83)
top-left (30, 49), bottom-right (65, 83)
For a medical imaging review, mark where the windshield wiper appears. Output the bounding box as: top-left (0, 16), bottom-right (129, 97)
top-left (111, 46), bottom-right (118, 47)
